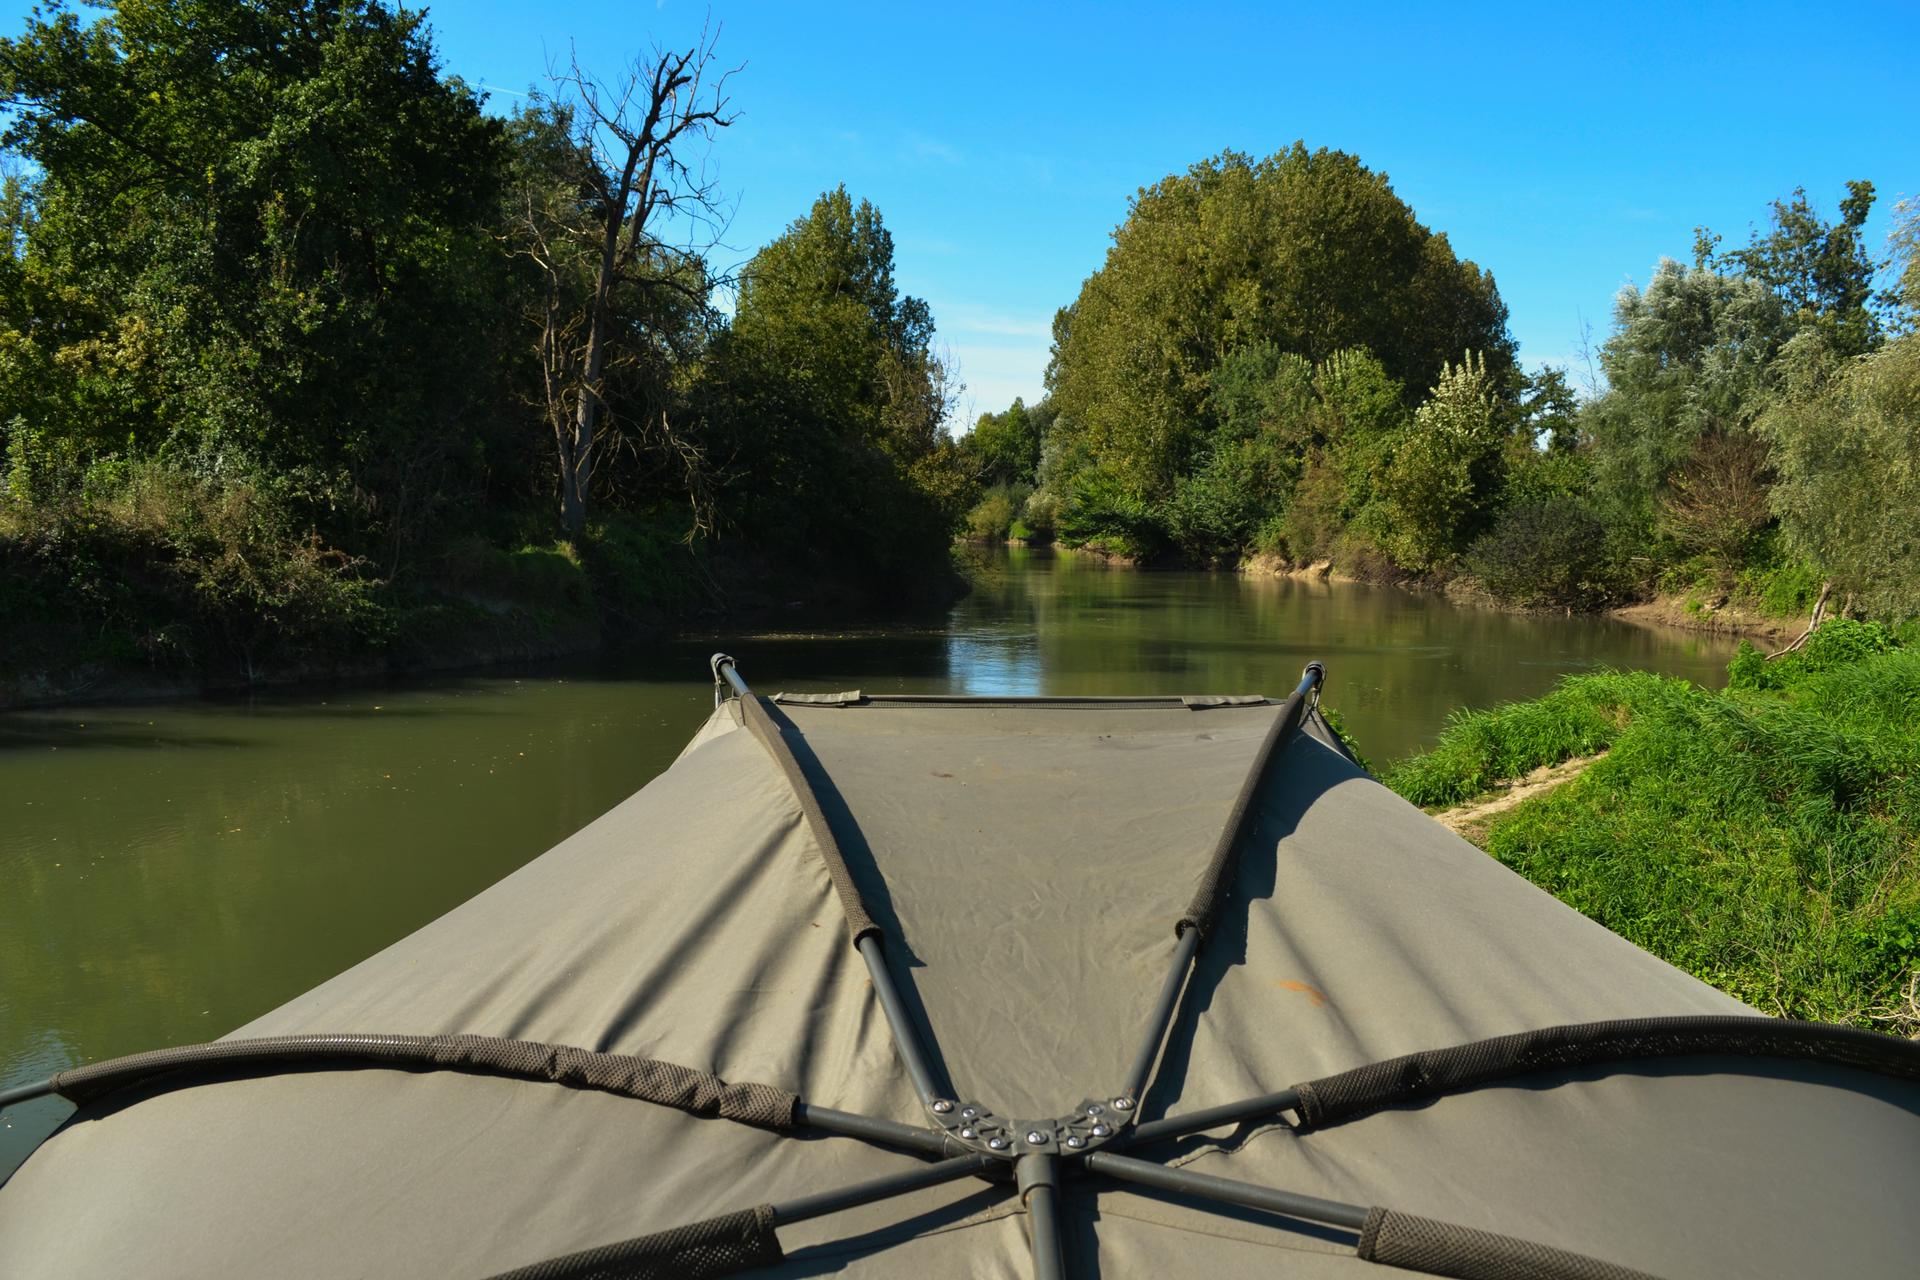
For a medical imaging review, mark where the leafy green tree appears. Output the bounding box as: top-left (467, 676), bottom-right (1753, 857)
top-left (1582, 260), bottom-right (1789, 531)
top-left (1518, 366), bottom-right (1581, 452)
top-left (1756, 329), bottom-right (1920, 619)
top-left (1699, 181), bottom-right (1887, 356)
top-left (1368, 351), bottom-right (1503, 572)
top-left (0, 0), bottom-right (510, 543)
top-left (965, 396), bottom-right (1048, 485)
top-left (701, 186), bottom-right (959, 586)
top-left (1048, 145), bottom-right (1513, 507)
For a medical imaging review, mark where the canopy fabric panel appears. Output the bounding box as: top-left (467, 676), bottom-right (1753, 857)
top-left (2, 691), bottom-right (1915, 1278)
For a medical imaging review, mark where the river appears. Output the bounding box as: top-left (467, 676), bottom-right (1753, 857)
top-left (0, 548), bottom-right (1738, 1173)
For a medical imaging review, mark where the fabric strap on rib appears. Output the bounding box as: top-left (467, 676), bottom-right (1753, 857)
top-left (738, 693), bottom-right (881, 944)
top-left (1357, 1207), bottom-right (1662, 1280)
top-left (482, 1205), bottom-right (782, 1280)
top-left (1176, 672), bottom-right (1317, 938)
top-left (1293, 1014), bottom-right (1920, 1130)
top-left (48, 1033), bottom-right (797, 1129)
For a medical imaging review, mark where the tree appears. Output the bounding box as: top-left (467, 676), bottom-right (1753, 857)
top-left (1582, 260), bottom-right (1789, 529)
top-left (1369, 351), bottom-right (1503, 572)
top-left (966, 396), bottom-right (1048, 485)
top-left (0, 0), bottom-right (510, 551)
top-left (700, 187), bottom-right (961, 586)
top-left (1047, 145), bottom-right (1513, 504)
top-left (1700, 181), bottom-right (1886, 356)
top-left (509, 32), bottom-right (735, 540)
top-left (1756, 330), bottom-right (1920, 620)
top-left (1657, 431), bottom-right (1774, 572)
top-left (1518, 366), bottom-right (1581, 452)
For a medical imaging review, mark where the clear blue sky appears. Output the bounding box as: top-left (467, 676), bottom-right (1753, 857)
top-left (13, 1), bottom-right (1920, 421)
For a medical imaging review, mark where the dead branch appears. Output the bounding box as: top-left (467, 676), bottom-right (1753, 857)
top-left (1768, 579), bottom-right (1833, 659)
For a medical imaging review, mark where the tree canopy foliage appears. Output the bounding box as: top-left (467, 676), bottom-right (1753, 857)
top-left (1047, 145), bottom-right (1512, 500)
top-left (0, 2), bottom-right (967, 684)
top-left (961, 168), bottom-right (1916, 629)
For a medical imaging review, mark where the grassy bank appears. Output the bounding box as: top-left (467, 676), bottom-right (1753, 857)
top-left (1381, 620), bottom-right (1920, 1032)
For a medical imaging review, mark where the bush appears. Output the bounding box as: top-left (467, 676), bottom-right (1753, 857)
top-left (1163, 445), bottom-right (1265, 563)
top-left (1727, 618), bottom-right (1900, 692)
top-left (1465, 499), bottom-right (1628, 608)
top-left (964, 482), bottom-right (1029, 543)
top-left (1, 461), bottom-right (384, 676)
top-left (1057, 465), bottom-right (1162, 558)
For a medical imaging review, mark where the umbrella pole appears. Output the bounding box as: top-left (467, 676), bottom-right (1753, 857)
top-left (1120, 663), bottom-right (1324, 1111)
top-left (1017, 1153), bottom-right (1067, 1280)
top-left (714, 654), bottom-right (948, 1108)
top-left (857, 933), bottom-right (945, 1106)
top-left (770, 1153), bottom-right (996, 1226)
top-left (793, 1102), bottom-right (958, 1157)
top-left (1118, 1087), bottom-right (1301, 1148)
top-left (1082, 1150), bottom-right (1369, 1231)
top-left (1118, 925), bottom-right (1199, 1106)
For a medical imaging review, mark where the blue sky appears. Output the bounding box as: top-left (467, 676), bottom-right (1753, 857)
top-left (13, 1), bottom-right (1920, 421)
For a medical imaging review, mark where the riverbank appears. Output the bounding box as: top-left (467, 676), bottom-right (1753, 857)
top-left (1379, 619), bottom-right (1920, 1032)
top-left (0, 526), bottom-right (970, 713)
top-left (1608, 594), bottom-right (1800, 643)
top-left (1235, 548), bottom-right (1804, 642)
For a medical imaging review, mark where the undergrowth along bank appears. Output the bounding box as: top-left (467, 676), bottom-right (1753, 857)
top-left (1378, 619), bottom-right (1920, 1033)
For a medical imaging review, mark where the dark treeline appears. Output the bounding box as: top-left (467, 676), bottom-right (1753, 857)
top-left (963, 149), bottom-right (1920, 626)
top-left (0, 2), bottom-right (972, 690)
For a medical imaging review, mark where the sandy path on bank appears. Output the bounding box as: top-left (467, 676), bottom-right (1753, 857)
top-left (1431, 752), bottom-right (1605, 842)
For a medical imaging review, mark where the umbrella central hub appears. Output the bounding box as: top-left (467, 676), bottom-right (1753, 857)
top-left (927, 1095), bottom-right (1136, 1160)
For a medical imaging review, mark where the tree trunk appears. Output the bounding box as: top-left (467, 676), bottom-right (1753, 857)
top-left (559, 464), bottom-right (586, 540)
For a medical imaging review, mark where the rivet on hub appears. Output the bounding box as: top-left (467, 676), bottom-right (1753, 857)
top-left (1113, 1096), bottom-right (1134, 1111)
top-left (960, 1127), bottom-right (976, 1140)
top-left (1091, 1123), bottom-right (1110, 1137)
top-left (931, 1099), bottom-right (953, 1114)
top-left (1066, 1136), bottom-right (1085, 1149)
top-left (988, 1136), bottom-right (1008, 1150)
top-left (1027, 1130), bottom-right (1047, 1144)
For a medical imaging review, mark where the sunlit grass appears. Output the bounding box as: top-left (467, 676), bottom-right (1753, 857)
top-left (1385, 645), bottom-right (1920, 1031)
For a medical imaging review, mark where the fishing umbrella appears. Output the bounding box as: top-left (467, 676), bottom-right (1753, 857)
top-left (1, 657), bottom-right (1915, 1278)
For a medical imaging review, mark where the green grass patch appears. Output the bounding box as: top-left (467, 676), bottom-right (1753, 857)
top-left (1382, 669), bottom-right (1684, 808)
top-left (1384, 632), bottom-right (1920, 1030)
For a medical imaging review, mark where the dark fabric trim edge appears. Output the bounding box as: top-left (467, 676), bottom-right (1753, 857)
top-left (1293, 1014), bottom-right (1920, 1130)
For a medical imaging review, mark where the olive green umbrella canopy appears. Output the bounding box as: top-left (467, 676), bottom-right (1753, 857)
top-left (2, 658), bottom-right (1915, 1279)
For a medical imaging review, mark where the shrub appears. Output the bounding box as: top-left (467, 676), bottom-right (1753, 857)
top-left (1057, 465), bottom-right (1162, 558)
top-left (964, 482), bottom-right (1029, 543)
top-left (1727, 617), bottom-right (1900, 692)
top-left (1465, 498), bottom-right (1628, 608)
top-left (1, 461), bottom-right (384, 676)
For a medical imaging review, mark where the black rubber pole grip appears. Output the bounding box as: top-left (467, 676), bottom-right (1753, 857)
top-left (1358, 1206), bottom-right (1662, 1280)
top-left (483, 1205), bottom-right (782, 1280)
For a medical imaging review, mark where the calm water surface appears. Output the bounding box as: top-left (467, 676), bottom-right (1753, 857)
top-left (0, 549), bottom-right (1737, 1171)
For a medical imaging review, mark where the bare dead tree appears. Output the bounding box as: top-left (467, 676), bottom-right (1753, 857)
top-left (511, 29), bottom-right (738, 540)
